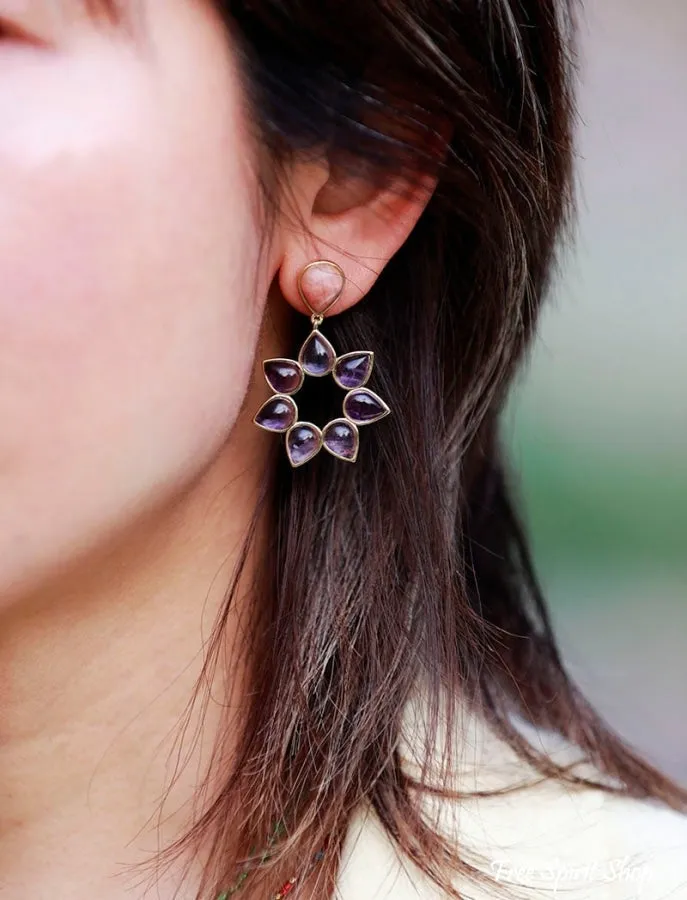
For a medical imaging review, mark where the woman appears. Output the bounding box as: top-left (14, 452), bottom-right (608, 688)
top-left (0, 1), bottom-right (685, 898)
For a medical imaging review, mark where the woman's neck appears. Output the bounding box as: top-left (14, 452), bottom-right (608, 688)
top-left (0, 443), bottom-right (263, 898)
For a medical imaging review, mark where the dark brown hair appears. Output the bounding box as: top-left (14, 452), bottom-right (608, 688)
top-left (99, 0), bottom-right (687, 897)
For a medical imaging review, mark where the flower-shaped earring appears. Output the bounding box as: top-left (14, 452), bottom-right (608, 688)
top-left (254, 260), bottom-right (390, 467)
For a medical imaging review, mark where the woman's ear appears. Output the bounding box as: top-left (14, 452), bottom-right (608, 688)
top-left (276, 157), bottom-right (438, 318)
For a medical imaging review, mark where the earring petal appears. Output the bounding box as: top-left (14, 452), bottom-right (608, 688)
top-left (264, 359), bottom-right (304, 395)
top-left (254, 395), bottom-right (298, 433)
top-left (286, 422), bottom-right (323, 467)
top-left (333, 352), bottom-right (374, 390)
top-left (323, 418), bottom-right (359, 462)
top-left (299, 330), bottom-right (337, 377)
top-left (343, 388), bottom-right (390, 426)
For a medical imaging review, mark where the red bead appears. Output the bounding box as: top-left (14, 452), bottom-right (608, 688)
top-left (280, 880), bottom-right (295, 896)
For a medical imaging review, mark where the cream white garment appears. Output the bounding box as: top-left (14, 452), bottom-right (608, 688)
top-left (336, 704), bottom-right (687, 899)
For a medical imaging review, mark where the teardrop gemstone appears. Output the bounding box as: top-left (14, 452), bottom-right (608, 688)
top-left (286, 423), bottom-right (322, 467)
top-left (299, 329), bottom-right (336, 377)
top-left (323, 419), bottom-right (359, 462)
top-left (254, 395), bottom-right (297, 433)
top-left (333, 352), bottom-right (374, 390)
top-left (264, 359), bottom-right (304, 395)
top-left (343, 389), bottom-right (390, 425)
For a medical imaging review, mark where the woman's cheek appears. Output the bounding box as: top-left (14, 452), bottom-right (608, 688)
top-left (0, 23), bottom-right (265, 596)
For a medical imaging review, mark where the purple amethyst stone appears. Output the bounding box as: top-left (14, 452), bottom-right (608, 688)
top-left (323, 419), bottom-right (359, 462)
top-left (254, 396), bottom-right (297, 433)
top-left (299, 330), bottom-right (336, 376)
top-left (286, 423), bottom-right (322, 467)
top-left (264, 359), bottom-right (303, 395)
top-left (343, 389), bottom-right (390, 425)
top-left (333, 352), bottom-right (374, 390)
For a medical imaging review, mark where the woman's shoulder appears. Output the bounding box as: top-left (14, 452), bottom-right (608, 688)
top-left (337, 707), bottom-right (687, 899)
top-left (338, 787), bottom-right (687, 899)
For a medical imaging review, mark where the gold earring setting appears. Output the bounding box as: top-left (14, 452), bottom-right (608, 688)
top-left (254, 261), bottom-right (390, 467)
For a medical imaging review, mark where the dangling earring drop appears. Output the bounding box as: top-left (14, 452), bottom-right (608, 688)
top-left (254, 260), bottom-right (390, 467)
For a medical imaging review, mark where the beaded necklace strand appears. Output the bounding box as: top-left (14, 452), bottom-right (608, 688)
top-left (215, 823), bottom-right (325, 900)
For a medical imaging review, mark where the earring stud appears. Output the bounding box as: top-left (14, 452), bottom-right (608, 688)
top-left (254, 260), bottom-right (390, 467)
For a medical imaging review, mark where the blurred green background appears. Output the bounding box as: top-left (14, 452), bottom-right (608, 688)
top-left (508, 0), bottom-right (686, 782)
